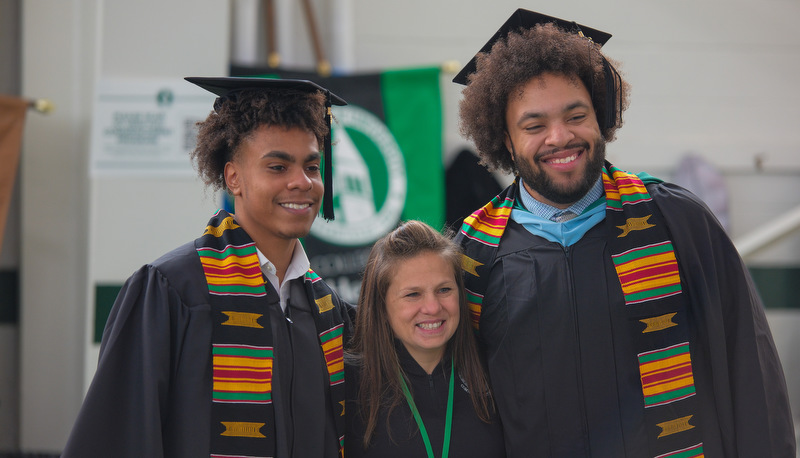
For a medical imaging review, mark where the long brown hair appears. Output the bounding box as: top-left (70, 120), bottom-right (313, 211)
top-left (348, 220), bottom-right (493, 448)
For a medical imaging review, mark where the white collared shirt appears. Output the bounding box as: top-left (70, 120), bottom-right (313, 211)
top-left (256, 240), bottom-right (310, 312)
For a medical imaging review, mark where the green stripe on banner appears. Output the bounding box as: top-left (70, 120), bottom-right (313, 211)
top-left (0, 270), bottom-right (18, 324)
top-left (749, 266), bottom-right (800, 309)
top-left (381, 67), bottom-right (444, 228)
top-left (95, 284), bottom-right (122, 343)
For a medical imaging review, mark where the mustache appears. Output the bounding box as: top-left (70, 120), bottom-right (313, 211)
top-left (535, 141), bottom-right (591, 161)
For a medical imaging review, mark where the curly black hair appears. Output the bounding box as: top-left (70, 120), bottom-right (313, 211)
top-left (191, 88), bottom-right (328, 192)
top-left (459, 23), bottom-right (630, 174)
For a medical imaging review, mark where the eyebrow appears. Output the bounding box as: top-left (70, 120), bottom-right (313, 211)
top-left (261, 151), bottom-right (321, 163)
top-left (515, 100), bottom-right (592, 126)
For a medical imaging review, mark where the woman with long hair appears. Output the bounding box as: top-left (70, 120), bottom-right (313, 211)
top-left (345, 220), bottom-right (505, 457)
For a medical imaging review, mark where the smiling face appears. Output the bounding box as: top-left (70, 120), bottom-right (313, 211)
top-left (224, 124), bottom-right (323, 250)
top-left (504, 73), bottom-right (606, 209)
top-left (385, 251), bottom-right (460, 372)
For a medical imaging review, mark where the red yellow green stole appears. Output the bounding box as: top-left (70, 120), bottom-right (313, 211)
top-left (196, 209), bottom-right (346, 457)
top-left (458, 162), bottom-right (705, 458)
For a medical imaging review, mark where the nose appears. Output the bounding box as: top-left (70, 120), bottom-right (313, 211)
top-left (287, 167), bottom-right (313, 191)
top-left (419, 294), bottom-right (443, 315)
top-left (545, 122), bottom-right (575, 147)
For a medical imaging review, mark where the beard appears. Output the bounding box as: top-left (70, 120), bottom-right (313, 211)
top-left (515, 137), bottom-right (606, 206)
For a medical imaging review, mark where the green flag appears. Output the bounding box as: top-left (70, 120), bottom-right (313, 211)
top-left (382, 67), bottom-right (444, 226)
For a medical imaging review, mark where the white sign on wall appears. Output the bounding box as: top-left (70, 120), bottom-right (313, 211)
top-left (90, 78), bottom-right (215, 176)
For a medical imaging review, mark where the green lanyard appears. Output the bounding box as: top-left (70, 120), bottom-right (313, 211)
top-left (398, 360), bottom-right (455, 458)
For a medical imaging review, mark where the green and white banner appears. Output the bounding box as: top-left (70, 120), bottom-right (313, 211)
top-left (231, 66), bottom-right (444, 302)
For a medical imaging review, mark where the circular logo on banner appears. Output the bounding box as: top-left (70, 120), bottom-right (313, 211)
top-left (309, 105), bottom-right (407, 246)
top-left (156, 89), bottom-right (174, 107)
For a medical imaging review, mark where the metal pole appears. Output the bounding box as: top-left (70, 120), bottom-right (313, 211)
top-left (735, 204), bottom-right (800, 258)
top-left (299, 0), bottom-right (330, 76)
top-left (264, 0), bottom-right (280, 68)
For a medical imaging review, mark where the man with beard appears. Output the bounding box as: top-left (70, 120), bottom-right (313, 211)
top-left (453, 9), bottom-right (795, 457)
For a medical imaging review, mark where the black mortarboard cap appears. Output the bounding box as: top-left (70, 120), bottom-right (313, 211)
top-left (452, 9), bottom-right (612, 85)
top-left (452, 9), bottom-right (622, 131)
top-left (184, 76), bottom-right (347, 106)
top-left (186, 76), bottom-right (347, 221)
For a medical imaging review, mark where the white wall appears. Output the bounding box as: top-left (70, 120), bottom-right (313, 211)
top-left (20, 2), bottom-right (96, 451)
top-left (19, 0), bottom-right (228, 452)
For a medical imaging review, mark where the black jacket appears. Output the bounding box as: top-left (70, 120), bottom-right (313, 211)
top-left (457, 179), bottom-right (795, 457)
top-left (345, 343), bottom-right (505, 457)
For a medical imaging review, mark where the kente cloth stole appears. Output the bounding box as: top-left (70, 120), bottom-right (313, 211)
top-left (458, 162), bottom-right (705, 458)
top-left (195, 209), bottom-right (346, 458)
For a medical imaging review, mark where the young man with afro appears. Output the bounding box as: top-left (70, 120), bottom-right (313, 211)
top-left (62, 78), bottom-right (352, 458)
top-left (454, 9), bottom-right (795, 457)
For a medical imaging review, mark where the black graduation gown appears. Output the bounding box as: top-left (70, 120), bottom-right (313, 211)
top-left (61, 241), bottom-right (351, 457)
top-left (467, 182), bottom-right (795, 457)
top-left (344, 343), bottom-right (506, 458)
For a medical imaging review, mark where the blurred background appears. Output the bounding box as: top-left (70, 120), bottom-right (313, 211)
top-left (1, 0), bottom-right (798, 455)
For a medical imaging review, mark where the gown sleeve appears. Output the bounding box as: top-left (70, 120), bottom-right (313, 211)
top-left (652, 182), bottom-right (796, 456)
top-left (61, 264), bottom-right (181, 458)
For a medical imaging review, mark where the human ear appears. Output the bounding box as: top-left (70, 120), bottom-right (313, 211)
top-left (504, 131), bottom-right (515, 161)
top-left (224, 162), bottom-right (242, 196)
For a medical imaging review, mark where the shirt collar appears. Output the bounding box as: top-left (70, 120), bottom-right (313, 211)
top-left (518, 177), bottom-right (604, 220)
top-left (255, 239), bottom-right (310, 283)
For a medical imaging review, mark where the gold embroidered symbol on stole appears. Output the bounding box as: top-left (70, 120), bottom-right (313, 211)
top-left (640, 312), bottom-right (678, 334)
top-left (340, 400), bottom-right (346, 416)
top-left (221, 311), bottom-right (264, 328)
top-left (203, 216), bottom-right (240, 237)
top-left (656, 415), bottom-right (695, 438)
top-left (221, 421), bottom-right (267, 438)
top-left (461, 254), bottom-right (484, 277)
top-left (316, 294), bottom-right (334, 314)
top-left (617, 215), bottom-right (655, 238)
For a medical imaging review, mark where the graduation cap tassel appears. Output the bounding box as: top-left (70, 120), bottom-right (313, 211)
top-left (601, 56), bottom-right (621, 131)
top-left (322, 91), bottom-right (335, 221)
top-left (573, 22), bottom-right (616, 132)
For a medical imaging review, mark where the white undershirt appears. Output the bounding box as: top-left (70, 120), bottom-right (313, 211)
top-left (256, 240), bottom-right (310, 312)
